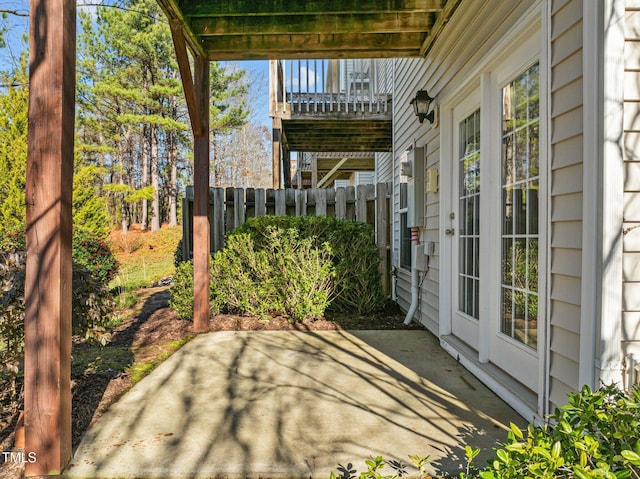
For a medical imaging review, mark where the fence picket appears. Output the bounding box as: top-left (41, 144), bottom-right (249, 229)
top-left (275, 189), bottom-right (286, 216)
top-left (184, 183), bottom-right (392, 290)
top-left (255, 189), bottom-right (266, 217)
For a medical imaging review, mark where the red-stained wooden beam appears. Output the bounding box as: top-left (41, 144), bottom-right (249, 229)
top-left (169, 20), bottom-right (203, 137)
top-left (24, 0), bottom-right (75, 475)
top-left (192, 56), bottom-right (210, 332)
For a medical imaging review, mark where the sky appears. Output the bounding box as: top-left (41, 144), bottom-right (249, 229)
top-left (224, 60), bottom-right (271, 128)
top-left (0, 1), bottom-right (272, 128)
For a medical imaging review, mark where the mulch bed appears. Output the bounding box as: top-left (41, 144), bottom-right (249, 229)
top-left (1, 285), bottom-right (422, 478)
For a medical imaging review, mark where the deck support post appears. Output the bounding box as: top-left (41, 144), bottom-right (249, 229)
top-left (193, 57), bottom-right (210, 332)
top-left (24, 0), bottom-right (76, 475)
top-left (283, 145), bottom-right (291, 188)
top-left (170, 23), bottom-right (210, 332)
top-left (272, 116), bottom-right (282, 189)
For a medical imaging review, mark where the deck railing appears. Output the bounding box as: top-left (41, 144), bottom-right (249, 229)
top-left (270, 59), bottom-right (392, 117)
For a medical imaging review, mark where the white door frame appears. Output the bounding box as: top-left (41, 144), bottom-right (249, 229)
top-left (439, 5), bottom-right (549, 414)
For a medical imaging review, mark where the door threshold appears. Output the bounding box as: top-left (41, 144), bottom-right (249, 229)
top-left (440, 334), bottom-right (540, 423)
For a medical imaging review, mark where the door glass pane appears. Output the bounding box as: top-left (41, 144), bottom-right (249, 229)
top-left (458, 108), bottom-right (480, 320)
top-left (500, 63), bottom-right (539, 350)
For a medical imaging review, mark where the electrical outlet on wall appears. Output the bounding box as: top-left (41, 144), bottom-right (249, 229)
top-left (426, 168), bottom-right (439, 193)
top-left (424, 240), bottom-right (436, 256)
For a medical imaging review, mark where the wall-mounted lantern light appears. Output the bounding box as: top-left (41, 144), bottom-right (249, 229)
top-left (410, 90), bottom-right (435, 124)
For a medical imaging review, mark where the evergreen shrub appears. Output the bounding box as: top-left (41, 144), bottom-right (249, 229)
top-left (0, 248), bottom-right (115, 405)
top-left (170, 228), bottom-right (334, 322)
top-left (72, 229), bottom-right (119, 284)
top-left (0, 226), bottom-right (119, 284)
top-left (233, 216), bottom-right (384, 314)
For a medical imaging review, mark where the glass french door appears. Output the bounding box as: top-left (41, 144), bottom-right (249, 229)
top-left (489, 62), bottom-right (540, 392)
top-left (451, 102), bottom-right (481, 350)
top-left (449, 62), bottom-right (541, 393)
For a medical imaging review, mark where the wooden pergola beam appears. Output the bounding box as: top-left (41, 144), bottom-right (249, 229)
top-left (180, 0), bottom-right (444, 16)
top-left (201, 33), bottom-right (427, 60)
top-left (169, 20), bottom-right (204, 137)
top-left (191, 13), bottom-right (434, 36)
top-left (24, 0), bottom-right (75, 475)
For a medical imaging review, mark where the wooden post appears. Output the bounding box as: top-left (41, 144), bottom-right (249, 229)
top-left (24, 0), bottom-right (75, 475)
top-left (246, 187), bottom-right (255, 219)
top-left (345, 186), bottom-right (356, 220)
top-left (212, 188), bottom-right (224, 253)
top-left (335, 187), bottom-right (346, 219)
top-left (311, 154), bottom-right (318, 188)
top-left (234, 188), bottom-right (245, 228)
top-left (285, 188), bottom-right (296, 216)
top-left (272, 117), bottom-right (282, 189)
top-left (182, 194), bottom-right (192, 261)
top-left (275, 189), bottom-right (286, 216)
top-left (225, 187), bottom-right (235, 233)
top-left (283, 146), bottom-right (291, 188)
top-left (376, 182), bottom-right (390, 296)
top-left (192, 57), bottom-right (210, 332)
top-left (295, 189), bottom-right (305, 216)
top-left (316, 188), bottom-right (328, 216)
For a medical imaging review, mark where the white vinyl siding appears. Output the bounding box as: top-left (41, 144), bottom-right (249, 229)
top-left (623, 0), bottom-right (640, 366)
top-left (548, 0), bottom-right (583, 408)
top-left (392, 1), bottom-right (539, 344)
top-left (376, 152), bottom-right (393, 183)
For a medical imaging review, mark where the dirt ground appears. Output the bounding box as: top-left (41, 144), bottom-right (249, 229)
top-left (0, 286), bottom-right (422, 478)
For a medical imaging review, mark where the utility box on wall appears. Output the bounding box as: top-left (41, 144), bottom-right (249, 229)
top-left (400, 146), bottom-right (425, 228)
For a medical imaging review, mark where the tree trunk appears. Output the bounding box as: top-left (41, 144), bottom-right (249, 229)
top-left (168, 131), bottom-right (178, 227)
top-left (141, 124), bottom-right (149, 230)
top-left (119, 127), bottom-right (130, 234)
top-left (151, 125), bottom-right (161, 231)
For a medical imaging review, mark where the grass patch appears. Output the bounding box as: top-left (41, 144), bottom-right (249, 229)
top-left (109, 224), bottom-right (182, 291)
top-left (127, 337), bottom-right (193, 384)
top-left (72, 346), bottom-right (133, 374)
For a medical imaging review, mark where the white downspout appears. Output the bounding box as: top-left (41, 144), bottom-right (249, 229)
top-left (404, 229), bottom-right (420, 325)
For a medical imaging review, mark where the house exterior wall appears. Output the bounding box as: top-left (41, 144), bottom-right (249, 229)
top-left (386, 0), bottom-right (592, 418)
top-left (623, 0), bottom-right (640, 383)
top-left (392, 2), bottom-right (542, 339)
top-left (383, 0), bottom-right (640, 418)
top-left (547, 0), bottom-right (584, 408)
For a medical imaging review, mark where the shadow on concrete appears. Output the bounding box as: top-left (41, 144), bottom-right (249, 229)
top-left (66, 329), bottom-right (525, 479)
top-left (70, 288), bottom-right (170, 447)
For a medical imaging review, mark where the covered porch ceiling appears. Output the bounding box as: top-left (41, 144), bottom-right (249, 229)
top-left (157, 0), bottom-right (460, 60)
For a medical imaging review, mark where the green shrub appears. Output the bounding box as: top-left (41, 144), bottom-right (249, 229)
top-left (169, 229), bottom-right (334, 322)
top-left (0, 248), bottom-right (115, 405)
top-left (210, 233), bottom-right (281, 317)
top-left (72, 229), bottom-right (119, 284)
top-left (167, 258), bottom-right (195, 320)
top-left (472, 384), bottom-right (640, 479)
top-left (174, 238), bottom-right (184, 266)
top-left (0, 250), bottom-right (26, 403)
top-left (0, 227), bottom-right (119, 284)
top-left (259, 228), bottom-right (333, 320)
top-left (233, 216), bottom-right (384, 314)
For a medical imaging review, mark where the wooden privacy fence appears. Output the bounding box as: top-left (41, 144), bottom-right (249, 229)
top-left (182, 182), bottom-right (392, 295)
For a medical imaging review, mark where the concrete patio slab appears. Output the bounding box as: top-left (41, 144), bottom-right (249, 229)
top-left (65, 330), bottom-right (526, 479)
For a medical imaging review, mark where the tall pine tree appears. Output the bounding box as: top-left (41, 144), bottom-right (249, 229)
top-left (77, 1), bottom-right (250, 232)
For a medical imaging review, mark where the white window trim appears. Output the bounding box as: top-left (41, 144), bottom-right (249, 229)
top-left (581, 0), bottom-right (624, 388)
